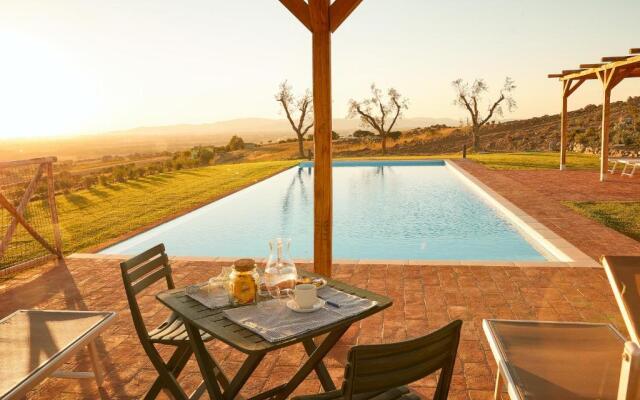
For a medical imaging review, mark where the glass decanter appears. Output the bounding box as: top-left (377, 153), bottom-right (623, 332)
top-left (263, 238), bottom-right (297, 298)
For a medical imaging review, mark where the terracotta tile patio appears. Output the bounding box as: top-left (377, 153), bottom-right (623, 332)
top-left (1, 160), bottom-right (639, 399)
top-left (0, 256), bottom-right (627, 400)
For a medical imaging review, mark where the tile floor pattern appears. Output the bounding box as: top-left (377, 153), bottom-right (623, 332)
top-left (0, 257), bottom-right (627, 400)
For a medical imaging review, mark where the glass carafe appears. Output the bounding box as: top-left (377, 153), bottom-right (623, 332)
top-left (264, 238), bottom-right (297, 298)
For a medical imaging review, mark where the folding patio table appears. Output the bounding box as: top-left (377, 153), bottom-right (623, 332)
top-left (0, 309), bottom-right (116, 400)
top-left (157, 271), bottom-right (392, 400)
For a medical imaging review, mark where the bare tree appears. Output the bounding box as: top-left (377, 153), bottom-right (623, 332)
top-left (347, 84), bottom-right (409, 154)
top-left (275, 80), bottom-right (313, 158)
top-left (452, 77), bottom-right (516, 151)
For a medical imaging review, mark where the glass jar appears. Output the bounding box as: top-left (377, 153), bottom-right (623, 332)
top-left (229, 259), bottom-right (259, 306)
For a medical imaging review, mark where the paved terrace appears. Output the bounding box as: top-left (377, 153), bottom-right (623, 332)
top-left (1, 161), bottom-right (639, 399)
top-left (0, 257), bottom-right (627, 400)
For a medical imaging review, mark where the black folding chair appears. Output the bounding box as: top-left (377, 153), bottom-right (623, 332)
top-left (120, 243), bottom-right (228, 399)
top-left (294, 319), bottom-right (462, 400)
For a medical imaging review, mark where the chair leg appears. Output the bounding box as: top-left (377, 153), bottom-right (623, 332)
top-left (87, 340), bottom-right (104, 387)
top-left (144, 344), bottom-right (192, 400)
top-left (622, 163), bottom-right (630, 176)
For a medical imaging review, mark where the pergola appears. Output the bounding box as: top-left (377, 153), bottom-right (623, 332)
top-left (548, 48), bottom-right (640, 181)
top-left (278, 0), bottom-right (363, 277)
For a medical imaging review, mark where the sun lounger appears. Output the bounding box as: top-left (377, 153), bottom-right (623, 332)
top-left (483, 319), bottom-right (627, 400)
top-left (0, 309), bottom-right (115, 399)
top-left (483, 255), bottom-right (640, 400)
top-left (609, 158), bottom-right (640, 177)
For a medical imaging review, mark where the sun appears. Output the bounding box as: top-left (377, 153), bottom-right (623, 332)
top-left (0, 31), bottom-right (102, 138)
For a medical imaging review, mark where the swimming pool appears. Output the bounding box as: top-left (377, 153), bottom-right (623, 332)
top-left (101, 160), bottom-right (552, 261)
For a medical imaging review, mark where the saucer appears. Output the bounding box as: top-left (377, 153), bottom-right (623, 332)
top-left (286, 299), bottom-right (325, 313)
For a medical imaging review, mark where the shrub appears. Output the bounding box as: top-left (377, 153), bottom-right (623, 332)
top-left (353, 129), bottom-right (375, 138)
top-left (227, 135), bottom-right (245, 151)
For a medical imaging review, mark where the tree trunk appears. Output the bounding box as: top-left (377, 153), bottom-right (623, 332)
top-left (471, 126), bottom-right (480, 151)
top-left (297, 134), bottom-right (305, 158)
top-left (381, 134), bottom-right (387, 154)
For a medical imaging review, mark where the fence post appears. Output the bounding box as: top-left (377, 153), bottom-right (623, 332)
top-left (46, 162), bottom-right (63, 258)
top-left (462, 144), bottom-right (467, 159)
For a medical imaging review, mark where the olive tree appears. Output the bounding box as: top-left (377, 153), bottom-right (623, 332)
top-left (347, 84), bottom-right (408, 154)
top-left (452, 77), bottom-right (516, 151)
top-left (275, 80), bottom-right (313, 158)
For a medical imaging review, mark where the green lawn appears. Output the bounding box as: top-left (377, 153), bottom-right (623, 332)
top-left (336, 152), bottom-right (600, 171)
top-left (566, 201), bottom-right (640, 241)
top-left (2, 160), bottom-right (296, 266)
top-left (468, 152), bottom-right (600, 170)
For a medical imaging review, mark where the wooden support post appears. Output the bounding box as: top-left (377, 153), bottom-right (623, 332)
top-left (560, 82), bottom-right (569, 170)
top-left (46, 162), bottom-right (63, 257)
top-left (559, 78), bottom-right (584, 170)
top-left (309, 0), bottom-right (332, 277)
top-left (279, 0), bottom-right (363, 277)
top-left (601, 86), bottom-right (611, 182)
top-left (596, 68), bottom-right (625, 182)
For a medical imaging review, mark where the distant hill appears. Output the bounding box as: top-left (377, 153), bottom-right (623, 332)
top-left (386, 97), bottom-right (640, 156)
top-left (0, 116), bottom-right (458, 161)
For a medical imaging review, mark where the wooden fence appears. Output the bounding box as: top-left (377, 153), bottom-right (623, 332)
top-left (0, 157), bottom-right (63, 274)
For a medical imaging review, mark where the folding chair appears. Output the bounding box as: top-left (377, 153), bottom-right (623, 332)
top-left (120, 243), bottom-right (228, 399)
top-left (293, 319), bottom-right (462, 400)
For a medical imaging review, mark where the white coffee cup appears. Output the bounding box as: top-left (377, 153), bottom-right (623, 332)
top-left (291, 284), bottom-right (318, 309)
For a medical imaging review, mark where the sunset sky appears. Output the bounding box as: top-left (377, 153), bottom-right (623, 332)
top-left (1, 0), bottom-right (639, 138)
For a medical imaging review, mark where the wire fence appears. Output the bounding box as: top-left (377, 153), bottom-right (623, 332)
top-left (0, 158), bottom-right (62, 272)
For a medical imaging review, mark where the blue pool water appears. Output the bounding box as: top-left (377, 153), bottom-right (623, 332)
top-left (101, 161), bottom-right (546, 261)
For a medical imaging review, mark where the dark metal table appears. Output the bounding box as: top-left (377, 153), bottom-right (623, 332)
top-left (157, 271), bottom-right (391, 400)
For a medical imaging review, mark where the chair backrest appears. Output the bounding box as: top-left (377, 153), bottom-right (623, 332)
top-left (119, 243), bottom-right (174, 341)
top-left (341, 319), bottom-right (462, 400)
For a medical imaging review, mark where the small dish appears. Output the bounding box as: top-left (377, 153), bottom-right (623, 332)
top-left (296, 277), bottom-right (327, 289)
top-left (286, 298), bottom-right (325, 313)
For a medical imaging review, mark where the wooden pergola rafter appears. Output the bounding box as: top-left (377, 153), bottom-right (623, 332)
top-left (278, 0), bottom-right (363, 277)
top-left (548, 48), bottom-right (640, 181)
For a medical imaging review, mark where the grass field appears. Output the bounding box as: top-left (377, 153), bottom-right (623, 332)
top-left (468, 152), bottom-right (600, 170)
top-left (566, 201), bottom-right (640, 242)
top-left (1, 160), bottom-right (295, 267)
top-left (333, 151), bottom-right (600, 170)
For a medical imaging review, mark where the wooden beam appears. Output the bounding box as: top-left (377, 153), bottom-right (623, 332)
top-left (579, 63), bottom-right (605, 68)
top-left (309, 0), bottom-right (332, 277)
top-left (566, 78), bottom-right (585, 97)
top-left (562, 69), bottom-right (584, 75)
top-left (0, 156), bottom-right (57, 169)
top-left (278, 0), bottom-right (312, 32)
top-left (602, 56), bottom-right (631, 62)
top-left (329, 0), bottom-right (362, 33)
top-left (0, 192), bottom-right (58, 255)
top-left (631, 48), bottom-right (640, 54)
top-left (548, 73), bottom-right (564, 78)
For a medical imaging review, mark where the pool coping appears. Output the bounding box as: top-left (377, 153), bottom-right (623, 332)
top-left (67, 252), bottom-right (594, 268)
top-left (91, 158), bottom-right (600, 268)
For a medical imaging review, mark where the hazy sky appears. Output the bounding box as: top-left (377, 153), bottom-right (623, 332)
top-left (1, 0), bottom-right (639, 138)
